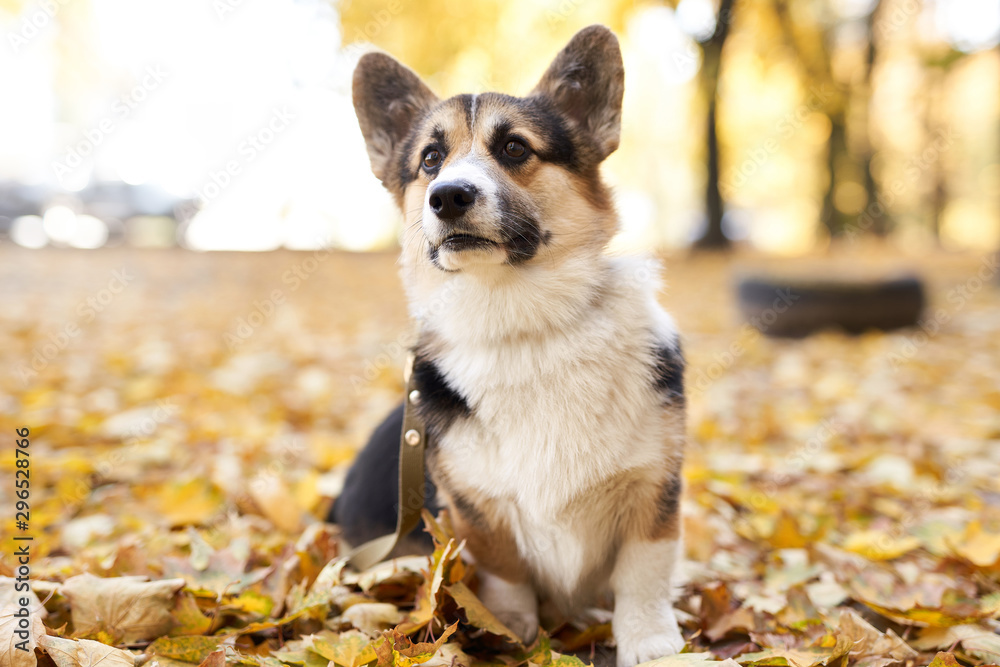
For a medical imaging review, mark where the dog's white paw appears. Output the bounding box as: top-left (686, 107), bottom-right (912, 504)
top-left (476, 572), bottom-right (539, 644)
top-left (495, 610), bottom-right (539, 644)
top-left (614, 624), bottom-right (685, 667)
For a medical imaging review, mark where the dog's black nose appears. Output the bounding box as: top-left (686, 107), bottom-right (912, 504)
top-left (429, 181), bottom-right (477, 220)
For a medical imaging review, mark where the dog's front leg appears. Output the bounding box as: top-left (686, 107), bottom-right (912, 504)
top-left (476, 569), bottom-right (539, 644)
top-left (611, 538), bottom-right (685, 667)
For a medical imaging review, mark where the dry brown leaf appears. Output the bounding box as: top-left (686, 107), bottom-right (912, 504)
top-left (38, 635), bottom-right (135, 667)
top-left (445, 582), bottom-right (521, 643)
top-left (38, 635), bottom-right (84, 667)
top-left (61, 575), bottom-right (185, 644)
top-left (197, 650), bottom-right (226, 667)
top-left (0, 602), bottom-right (45, 667)
top-left (340, 602), bottom-right (404, 636)
top-left (836, 608), bottom-right (918, 661)
top-left (0, 579), bottom-right (47, 619)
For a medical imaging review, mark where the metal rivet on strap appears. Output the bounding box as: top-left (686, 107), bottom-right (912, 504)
top-left (408, 389), bottom-right (421, 405)
top-left (404, 429), bottom-right (421, 446)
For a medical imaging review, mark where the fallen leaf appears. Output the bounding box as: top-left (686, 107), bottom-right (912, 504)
top-left (341, 604), bottom-right (405, 637)
top-left (925, 653), bottom-right (960, 667)
top-left (168, 593), bottom-right (213, 636)
top-left (842, 530), bottom-right (921, 561)
top-left (835, 608), bottom-right (917, 661)
top-left (39, 635), bottom-right (135, 667)
top-left (248, 474), bottom-right (303, 533)
top-left (0, 602), bottom-right (45, 667)
top-left (962, 632), bottom-right (1000, 663)
top-left (947, 521), bottom-right (1000, 567)
top-left (0, 579), bottom-right (47, 618)
top-left (736, 647), bottom-right (834, 667)
top-left (444, 582), bottom-right (521, 644)
top-left (198, 650), bottom-right (227, 667)
top-left (638, 654), bottom-right (741, 667)
top-left (61, 574), bottom-right (185, 643)
top-left (149, 636), bottom-right (223, 663)
top-left (311, 630), bottom-right (377, 667)
top-left (910, 624), bottom-right (985, 651)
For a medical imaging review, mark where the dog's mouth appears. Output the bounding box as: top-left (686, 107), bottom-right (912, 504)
top-left (440, 233), bottom-right (499, 252)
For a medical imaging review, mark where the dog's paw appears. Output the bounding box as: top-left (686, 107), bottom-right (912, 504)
top-left (495, 610), bottom-right (539, 645)
top-left (614, 626), bottom-right (685, 667)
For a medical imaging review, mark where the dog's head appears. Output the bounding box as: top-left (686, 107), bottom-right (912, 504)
top-left (353, 25), bottom-right (624, 273)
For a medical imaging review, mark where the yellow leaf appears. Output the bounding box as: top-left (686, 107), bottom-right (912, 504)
top-left (248, 473), bottom-right (303, 533)
top-left (168, 593), bottom-right (213, 636)
top-left (842, 530), bottom-right (921, 561)
top-left (230, 590), bottom-right (274, 618)
top-left (312, 630), bottom-right (377, 667)
top-left (736, 647), bottom-right (834, 667)
top-left (143, 479), bottom-right (224, 527)
top-left (149, 636), bottom-right (222, 663)
top-left (445, 582), bottom-right (522, 644)
top-left (858, 596), bottom-right (1000, 628)
top-left (948, 521), bottom-right (1000, 567)
top-left (766, 513), bottom-right (811, 550)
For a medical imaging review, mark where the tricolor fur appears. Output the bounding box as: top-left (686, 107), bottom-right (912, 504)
top-left (335, 25), bottom-right (687, 666)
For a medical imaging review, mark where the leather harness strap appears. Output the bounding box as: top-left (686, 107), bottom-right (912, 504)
top-left (346, 351), bottom-right (427, 571)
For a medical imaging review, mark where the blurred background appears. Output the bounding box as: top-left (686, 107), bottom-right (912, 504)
top-left (0, 0), bottom-right (997, 254)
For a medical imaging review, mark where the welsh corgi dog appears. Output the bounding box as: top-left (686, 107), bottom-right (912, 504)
top-left (333, 25), bottom-right (687, 667)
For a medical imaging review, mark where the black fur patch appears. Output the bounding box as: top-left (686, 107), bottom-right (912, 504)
top-left (396, 124), bottom-right (424, 191)
top-left (487, 119), bottom-right (515, 155)
top-left (330, 403), bottom-right (438, 550)
top-left (476, 93), bottom-right (577, 170)
top-left (430, 126), bottom-right (447, 152)
top-left (497, 186), bottom-right (547, 264)
top-left (458, 93), bottom-right (475, 125)
top-left (656, 471), bottom-right (682, 526)
top-left (521, 97), bottom-right (577, 167)
top-left (653, 341), bottom-right (685, 403)
top-left (412, 355), bottom-right (471, 436)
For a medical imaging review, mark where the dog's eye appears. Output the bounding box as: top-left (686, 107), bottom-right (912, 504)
top-left (504, 140), bottom-right (526, 159)
top-left (422, 149), bottom-right (442, 170)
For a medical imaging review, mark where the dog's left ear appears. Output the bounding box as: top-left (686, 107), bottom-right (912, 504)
top-left (353, 52), bottom-right (439, 186)
top-left (531, 25), bottom-right (624, 161)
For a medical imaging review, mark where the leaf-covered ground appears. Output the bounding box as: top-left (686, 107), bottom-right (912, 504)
top-left (1, 246), bottom-right (999, 667)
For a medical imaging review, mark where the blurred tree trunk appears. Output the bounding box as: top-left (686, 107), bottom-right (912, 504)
top-left (861, 1), bottom-right (886, 236)
top-left (772, 0), bottom-right (885, 239)
top-left (821, 114), bottom-right (848, 235)
top-left (926, 67), bottom-right (947, 242)
top-left (772, 0), bottom-right (843, 237)
top-left (693, 0), bottom-right (736, 250)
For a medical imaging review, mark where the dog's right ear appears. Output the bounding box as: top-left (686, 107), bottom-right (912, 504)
top-left (353, 53), bottom-right (439, 186)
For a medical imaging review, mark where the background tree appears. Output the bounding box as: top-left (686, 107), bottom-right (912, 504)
top-left (692, 0), bottom-right (737, 250)
top-left (771, 0), bottom-right (886, 239)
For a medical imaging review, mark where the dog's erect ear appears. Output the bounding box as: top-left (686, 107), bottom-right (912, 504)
top-left (531, 25), bottom-right (624, 161)
top-left (353, 52), bottom-right (439, 184)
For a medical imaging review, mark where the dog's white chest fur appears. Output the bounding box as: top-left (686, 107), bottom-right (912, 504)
top-left (418, 256), bottom-right (680, 601)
